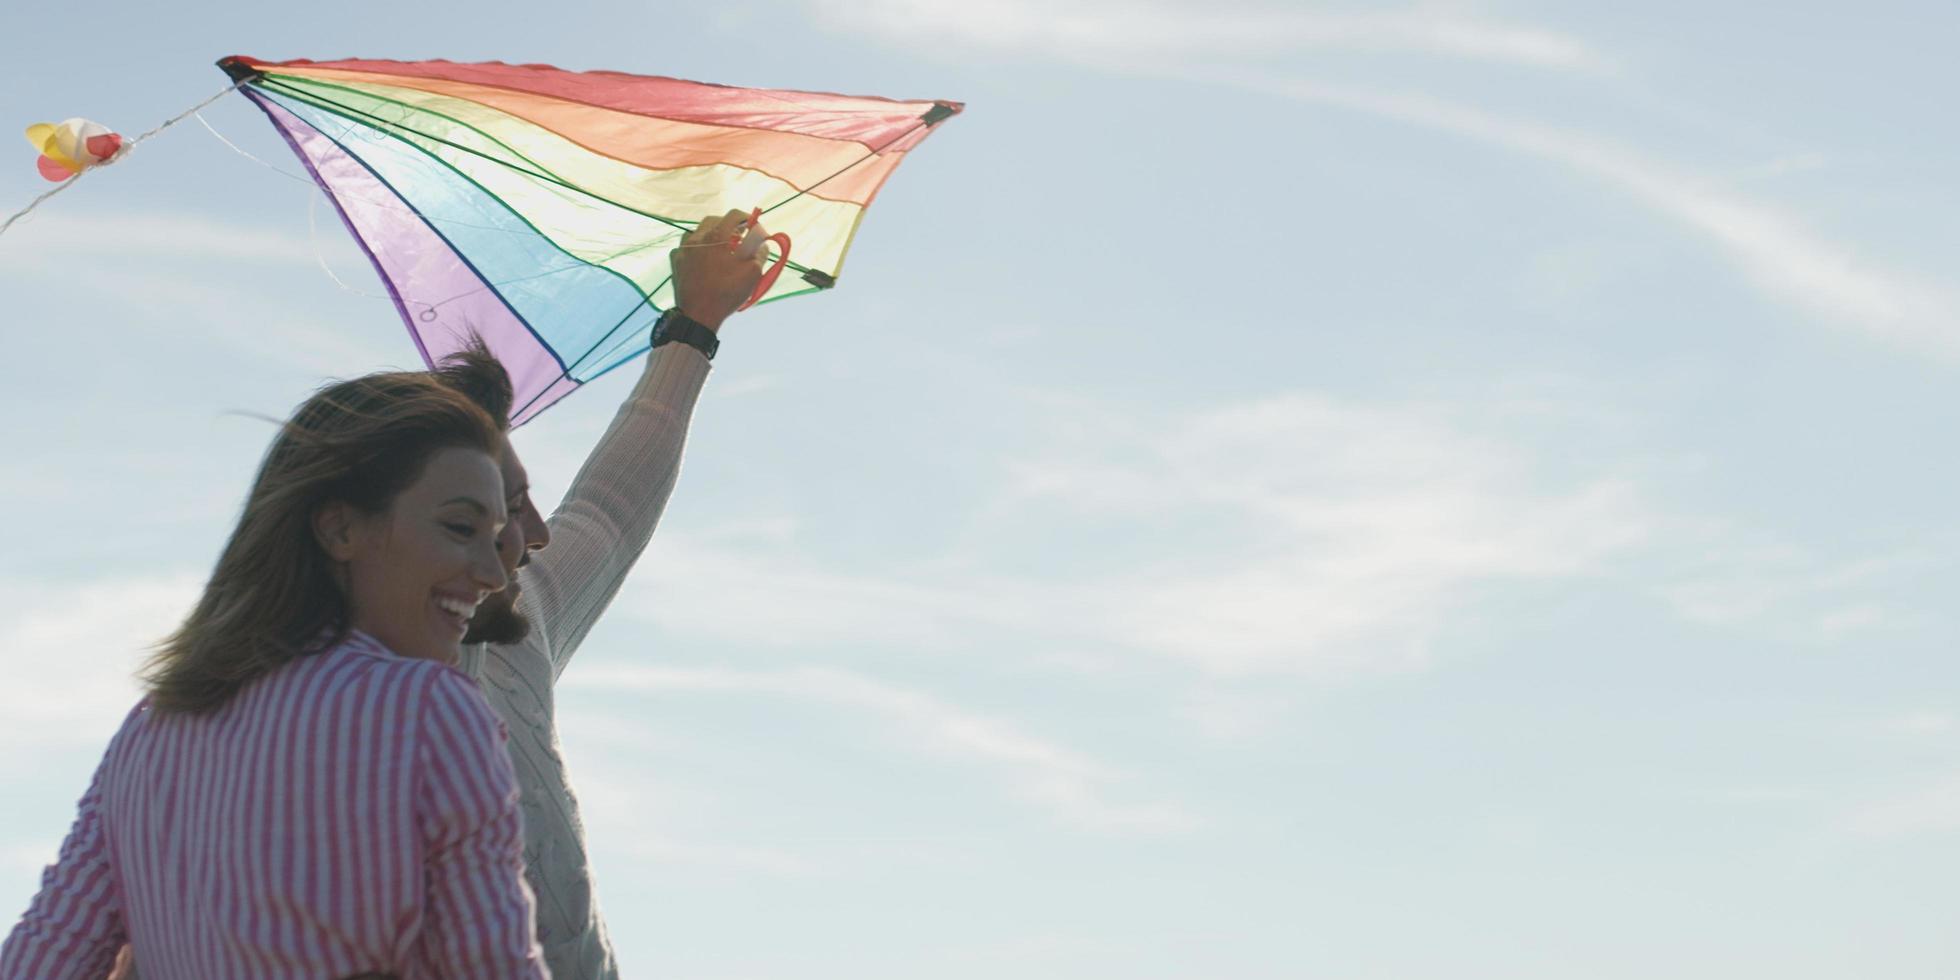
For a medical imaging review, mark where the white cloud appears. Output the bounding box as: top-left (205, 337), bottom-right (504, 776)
top-left (0, 260), bottom-right (398, 375)
top-left (1846, 774), bottom-right (1960, 838)
top-left (629, 390), bottom-right (1651, 678)
top-left (1660, 547), bottom-right (1923, 637)
top-left (1173, 686), bottom-right (1298, 742)
top-left (1881, 711), bottom-right (1955, 736)
top-left (0, 575), bottom-right (199, 765)
top-left (553, 747), bottom-right (830, 875)
top-left (1815, 602), bottom-right (1891, 634)
top-left (0, 207), bottom-right (397, 375)
top-left (804, 0), bottom-right (1960, 357)
top-left (0, 841), bottom-right (59, 877)
top-left (0, 840), bottom-right (62, 914)
top-left (707, 374), bottom-right (781, 398)
top-left (1010, 392), bottom-right (1651, 674)
top-left (616, 837), bottom-right (824, 876)
top-left (1734, 151), bottom-right (1831, 183)
top-left (1193, 73), bottom-right (1960, 355)
top-left (803, 0), bottom-right (1606, 71)
top-left (0, 209), bottom-right (351, 267)
top-left (565, 664), bottom-right (1195, 833)
top-left (627, 535), bottom-right (1060, 650)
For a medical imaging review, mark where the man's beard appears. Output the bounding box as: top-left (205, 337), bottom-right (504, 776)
top-left (462, 590), bottom-right (532, 645)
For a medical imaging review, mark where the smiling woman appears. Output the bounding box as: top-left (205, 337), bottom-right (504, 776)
top-left (0, 372), bottom-right (546, 978)
top-left (149, 373), bottom-right (510, 710)
top-left (314, 446), bottom-right (510, 667)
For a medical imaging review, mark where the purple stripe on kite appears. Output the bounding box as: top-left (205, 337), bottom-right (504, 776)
top-left (244, 89), bottom-right (422, 359)
top-left (509, 374), bottom-right (581, 426)
top-left (246, 91), bottom-right (581, 425)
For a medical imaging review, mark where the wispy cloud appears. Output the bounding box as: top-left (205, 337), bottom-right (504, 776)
top-left (807, 0), bottom-right (1960, 357)
top-left (0, 263), bottom-right (398, 377)
top-left (0, 840), bottom-right (61, 912)
top-left (1028, 393), bottom-right (1651, 674)
top-left (1880, 711), bottom-right (1955, 736)
top-left (625, 535), bottom-right (1058, 651)
top-left (1846, 774), bottom-right (1960, 838)
top-left (615, 836), bottom-right (825, 876)
top-left (550, 750), bottom-right (830, 875)
top-left (627, 389), bottom-right (1652, 678)
top-left (802, 0), bottom-right (1607, 71)
top-left (1172, 686), bottom-right (1300, 742)
top-left (0, 209), bottom-right (354, 268)
top-left (565, 664), bottom-right (1194, 833)
top-left (706, 374), bottom-right (781, 398)
top-left (0, 841), bottom-right (60, 877)
top-left (0, 207), bottom-right (396, 374)
top-left (0, 575), bottom-right (197, 767)
top-left (1659, 545), bottom-right (1927, 637)
top-left (1186, 73), bottom-right (1960, 355)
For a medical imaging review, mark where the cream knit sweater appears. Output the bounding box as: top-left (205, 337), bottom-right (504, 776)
top-left (457, 344), bottom-right (711, 980)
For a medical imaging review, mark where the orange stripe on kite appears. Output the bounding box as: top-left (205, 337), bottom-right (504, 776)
top-left (258, 66), bottom-right (908, 206)
top-left (226, 55), bottom-right (961, 151)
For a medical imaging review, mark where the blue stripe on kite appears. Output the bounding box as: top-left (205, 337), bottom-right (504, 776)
top-left (260, 88), bottom-right (662, 382)
top-left (255, 87), bottom-right (568, 376)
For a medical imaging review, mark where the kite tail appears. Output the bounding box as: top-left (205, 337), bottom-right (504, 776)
top-left (0, 82), bottom-right (242, 238)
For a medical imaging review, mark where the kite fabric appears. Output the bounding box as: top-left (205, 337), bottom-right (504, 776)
top-left (218, 55), bottom-right (961, 423)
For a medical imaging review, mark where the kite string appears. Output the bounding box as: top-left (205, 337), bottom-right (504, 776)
top-left (204, 110), bottom-right (392, 301)
top-left (194, 108), bottom-right (288, 174)
top-left (198, 107), bottom-right (560, 240)
top-left (79, 77), bottom-right (894, 422)
top-left (505, 113), bottom-right (950, 415)
top-left (250, 76), bottom-right (839, 275)
top-left (0, 82), bottom-right (243, 238)
top-left (196, 107), bottom-right (686, 306)
top-left (197, 105), bottom-right (744, 343)
top-left (196, 105), bottom-right (731, 258)
top-left (506, 272), bottom-right (672, 423)
top-left (198, 106), bottom-right (425, 302)
top-left (757, 115), bottom-right (931, 219)
top-left (308, 186), bottom-right (391, 300)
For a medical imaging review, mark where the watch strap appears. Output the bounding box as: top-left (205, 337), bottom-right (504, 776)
top-left (651, 308), bottom-right (719, 361)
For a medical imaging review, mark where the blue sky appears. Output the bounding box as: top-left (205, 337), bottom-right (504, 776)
top-left (3, 1), bottom-right (1957, 976)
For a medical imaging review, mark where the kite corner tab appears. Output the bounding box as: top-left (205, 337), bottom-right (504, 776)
top-left (216, 57), bottom-right (264, 85)
top-left (801, 269), bottom-right (838, 290)
top-left (922, 103), bottom-right (957, 125)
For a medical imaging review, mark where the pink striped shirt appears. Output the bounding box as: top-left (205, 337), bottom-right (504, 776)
top-left (0, 631), bottom-right (549, 979)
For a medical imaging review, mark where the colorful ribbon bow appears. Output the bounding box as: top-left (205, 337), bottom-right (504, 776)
top-left (25, 118), bottom-right (124, 182)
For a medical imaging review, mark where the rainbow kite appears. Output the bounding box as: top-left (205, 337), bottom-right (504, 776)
top-left (218, 56), bottom-right (960, 423)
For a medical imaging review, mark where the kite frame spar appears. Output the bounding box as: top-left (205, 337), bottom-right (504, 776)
top-left (217, 55), bottom-right (959, 423)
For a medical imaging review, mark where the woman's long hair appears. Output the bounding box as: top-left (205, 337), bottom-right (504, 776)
top-left (141, 372), bottom-right (501, 715)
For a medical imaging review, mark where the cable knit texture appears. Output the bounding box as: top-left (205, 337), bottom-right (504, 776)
top-left (456, 344), bottom-right (711, 980)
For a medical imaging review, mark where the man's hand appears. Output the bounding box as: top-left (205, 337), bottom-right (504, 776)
top-left (670, 209), bottom-right (769, 332)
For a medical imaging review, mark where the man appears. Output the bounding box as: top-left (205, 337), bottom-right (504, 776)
top-left (440, 209), bottom-right (767, 978)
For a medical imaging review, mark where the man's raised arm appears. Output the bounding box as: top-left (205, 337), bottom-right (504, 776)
top-left (520, 209), bottom-right (766, 676)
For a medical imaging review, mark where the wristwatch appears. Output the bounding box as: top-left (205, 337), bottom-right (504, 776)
top-left (651, 308), bottom-right (719, 361)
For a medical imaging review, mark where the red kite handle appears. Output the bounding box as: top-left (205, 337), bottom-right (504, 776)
top-left (740, 231), bottom-right (793, 311)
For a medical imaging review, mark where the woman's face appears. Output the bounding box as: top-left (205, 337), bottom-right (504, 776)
top-left (334, 446), bottom-right (509, 664)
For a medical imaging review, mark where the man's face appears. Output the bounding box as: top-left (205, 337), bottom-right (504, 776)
top-left (462, 433), bottom-right (551, 645)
